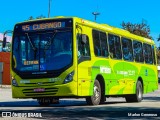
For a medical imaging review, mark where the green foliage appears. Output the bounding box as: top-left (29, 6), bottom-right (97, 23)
top-left (36, 15), bottom-right (46, 19)
top-left (157, 34), bottom-right (160, 41)
top-left (28, 16), bottom-right (34, 20)
top-left (157, 48), bottom-right (160, 64)
top-left (28, 15), bottom-right (46, 20)
top-left (121, 20), bottom-right (152, 39)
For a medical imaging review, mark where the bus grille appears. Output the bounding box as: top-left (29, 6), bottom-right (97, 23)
top-left (22, 87), bottom-right (58, 97)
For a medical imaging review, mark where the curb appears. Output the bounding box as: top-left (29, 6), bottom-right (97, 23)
top-left (0, 84), bottom-right (11, 88)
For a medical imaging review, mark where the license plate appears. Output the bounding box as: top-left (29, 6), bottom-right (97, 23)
top-left (34, 88), bottom-right (45, 92)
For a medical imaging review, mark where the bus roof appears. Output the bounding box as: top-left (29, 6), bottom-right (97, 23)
top-left (16, 16), bottom-right (155, 45)
top-left (73, 17), bottom-right (154, 45)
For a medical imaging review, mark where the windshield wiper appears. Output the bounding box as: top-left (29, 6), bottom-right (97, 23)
top-left (44, 30), bottom-right (58, 50)
top-left (25, 33), bottom-right (36, 51)
top-left (25, 33), bottom-right (38, 59)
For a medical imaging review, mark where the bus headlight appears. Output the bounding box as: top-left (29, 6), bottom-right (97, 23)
top-left (12, 79), bottom-right (18, 87)
top-left (63, 71), bottom-right (74, 84)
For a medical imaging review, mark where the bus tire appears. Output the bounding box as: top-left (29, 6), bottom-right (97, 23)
top-left (86, 79), bottom-right (101, 105)
top-left (125, 81), bottom-right (143, 102)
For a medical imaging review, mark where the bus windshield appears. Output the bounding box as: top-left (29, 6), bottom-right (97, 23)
top-left (12, 30), bottom-right (73, 72)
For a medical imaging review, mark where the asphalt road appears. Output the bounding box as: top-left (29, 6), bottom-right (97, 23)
top-left (0, 86), bottom-right (160, 120)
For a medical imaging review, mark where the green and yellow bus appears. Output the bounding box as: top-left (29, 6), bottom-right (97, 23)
top-left (11, 16), bottom-right (158, 105)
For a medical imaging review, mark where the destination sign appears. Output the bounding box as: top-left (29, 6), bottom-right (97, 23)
top-left (22, 22), bottom-right (65, 31)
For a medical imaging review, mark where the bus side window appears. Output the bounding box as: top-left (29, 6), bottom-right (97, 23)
top-left (133, 40), bottom-right (144, 62)
top-left (92, 30), bottom-right (109, 57)
top-left (152, 45), bottom-right (156, 64)
top-left (92, 30), bottom-right (100, 56)
top-left (143, 43), bottom-right (153, 64)
top-left (122, 38), bottom-right (133, 61)
top-left (108, 34), bottom-right (122, 59)
top-left (100, 32), bottom-right (109, 57)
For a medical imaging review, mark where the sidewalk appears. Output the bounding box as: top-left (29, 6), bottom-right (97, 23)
top-left (0, 84), bottom-right (11, 88)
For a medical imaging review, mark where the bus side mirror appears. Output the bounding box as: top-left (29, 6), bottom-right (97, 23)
top-left (2, 37), bottom-right (7, 48)
top-left (81, 34), bottom-right (87, 44)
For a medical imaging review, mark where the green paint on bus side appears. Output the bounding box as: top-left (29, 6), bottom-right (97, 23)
top-left (89, 59), bottom-right (157, 96)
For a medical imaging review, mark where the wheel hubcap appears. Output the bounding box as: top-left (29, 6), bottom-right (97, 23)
top-left (138, 86), bottom-right (142, 99)
top-left (93, 85), bottom-right (100, 101)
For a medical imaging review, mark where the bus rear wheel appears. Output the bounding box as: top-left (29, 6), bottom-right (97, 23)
top-left (125, 81), bottom-right (143, 102)
top-left (86, 79), bottom-right (101, 105)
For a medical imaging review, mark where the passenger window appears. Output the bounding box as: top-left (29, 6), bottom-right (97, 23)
top-left (152, 45), bottom-right (156, 65)
top-left (143, 43), bottom-right (153, 64)
top-left (108, 34), bottom-right (122, 59)
top-left (122, 38), bottom-right (133, 61)
top-left (100, 32), bottom-right (109, 57)
top-left (133, 40), bottom-right (144, 62)
top-left (92, 30), bottom-right (100, 56)
top-left (92, 30), bottom-right (109, 57)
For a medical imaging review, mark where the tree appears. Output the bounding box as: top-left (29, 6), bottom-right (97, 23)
top-left (121, 20), bottom-right (152, 39)
top-left (157, 34), bottom-right (160, 42)
top-left (157, 49), bottom-right (160, 63)
top-left (28, 16), bottom-right (34, 20)
top-left (157, 34), bottom-right (160, 64)
top-left (28, 15), bottom-right (46, 20)
top-left (36, 15), bottom-right (46, 19)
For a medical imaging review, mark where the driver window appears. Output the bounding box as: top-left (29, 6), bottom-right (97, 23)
top-left (77, 34), bottom-right (90, 59)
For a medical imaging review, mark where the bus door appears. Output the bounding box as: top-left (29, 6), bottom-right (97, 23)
top-left (76, 24), bottom-right (92, 96)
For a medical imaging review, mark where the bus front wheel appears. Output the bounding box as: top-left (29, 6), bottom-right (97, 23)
top-left (86, 79), bottom-right (101, 105)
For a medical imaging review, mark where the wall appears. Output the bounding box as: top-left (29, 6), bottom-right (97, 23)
top-left (0, 52), bottom-right (10, 85)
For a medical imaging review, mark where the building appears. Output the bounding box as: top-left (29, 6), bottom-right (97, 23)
top-left (0, 33), bottom-right (12, 52)
top-left (0, 33), bottom-right (11, 85)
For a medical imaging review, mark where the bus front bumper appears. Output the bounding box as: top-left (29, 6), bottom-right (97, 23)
top-left (12, 82), bottom-right (78, 98)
